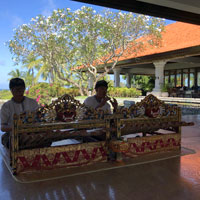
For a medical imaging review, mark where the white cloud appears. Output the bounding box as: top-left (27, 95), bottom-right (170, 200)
top-left (11, 15), bottom-right (24, 27)
top-left (41, 0), bottom-right (56, 17)
top-left (0, 10), bottom-right (24, 28)
top-left (0, 60), bottom-right (6, 66)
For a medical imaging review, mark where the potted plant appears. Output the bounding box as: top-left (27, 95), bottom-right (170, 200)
top-left (161, 84), bottom-right (169, 97)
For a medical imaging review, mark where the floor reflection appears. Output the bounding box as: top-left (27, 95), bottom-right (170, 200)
top-left (108, 185), bottom-right (116, 200)
top-left (76, 185), bottom-right (86, 200)
top-left (0, 155), bottom-right (199, 200)
top-left (180, 150), bottom-right (200, 186)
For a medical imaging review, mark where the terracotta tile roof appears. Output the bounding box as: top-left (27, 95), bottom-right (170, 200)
top-left (119, 22), bottom-right (200, 61)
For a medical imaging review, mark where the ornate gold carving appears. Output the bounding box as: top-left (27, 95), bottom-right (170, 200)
top-left (109, 140), bottom-right (130, 153)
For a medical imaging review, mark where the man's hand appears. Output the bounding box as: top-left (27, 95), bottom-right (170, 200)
top-left (99, 96), bottom-right (111, 107)
top-left (96, 96), bottom-right (111, 109)
top-left (110, 97), bottom-right (118, 111)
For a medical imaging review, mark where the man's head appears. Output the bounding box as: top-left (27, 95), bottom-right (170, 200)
top-left (95, 80), bottom-right (108, 98)
top-left (9, 78), bottom-right (26, 103)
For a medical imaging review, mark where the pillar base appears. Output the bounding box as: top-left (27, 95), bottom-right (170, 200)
top-left (147, 91), bottom-right (162, 97)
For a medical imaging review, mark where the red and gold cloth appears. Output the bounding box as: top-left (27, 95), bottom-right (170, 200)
top-left (16, 141), bottom-right (107, 173)
top-left (110, 133), bottom-right (181, 157)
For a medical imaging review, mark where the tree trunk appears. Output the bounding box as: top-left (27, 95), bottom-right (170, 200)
top-left (79, 88), bottom-right (84, 96)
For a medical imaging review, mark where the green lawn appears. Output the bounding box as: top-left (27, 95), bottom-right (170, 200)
top-left (0, 90), bottom-right (12, 100)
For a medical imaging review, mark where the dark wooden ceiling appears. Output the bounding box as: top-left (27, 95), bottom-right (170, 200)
top-left (72, 0), bottom-right (200, 25)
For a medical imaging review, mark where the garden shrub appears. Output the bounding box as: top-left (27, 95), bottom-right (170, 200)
top-left (57, 87), bottom-right (80, 97)
top-left (26, 83), bottom-right (81, 105)
top-left (107, 87), bottom-right (141, 97)
top-left (27, 83), bottom-right (53, 105)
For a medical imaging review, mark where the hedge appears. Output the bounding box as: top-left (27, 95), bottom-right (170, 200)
top-left (108, 87), bottom-right (141, 97)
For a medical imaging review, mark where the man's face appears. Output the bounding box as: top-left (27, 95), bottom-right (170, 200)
top-left (11, 86), bottom-right (25, 102)
top-left (96, 86), bottom-right (107, 98)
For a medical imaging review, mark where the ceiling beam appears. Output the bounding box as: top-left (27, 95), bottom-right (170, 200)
top-left (115, 45), bottom-right (200, 67)
top-left (72, 0), bottom-right (200, 25)
top-left (165, 62), bottom-right (200, 70)
top-left (170, 57), bottom-right (200, 64)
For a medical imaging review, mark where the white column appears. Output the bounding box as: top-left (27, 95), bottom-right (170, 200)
top-left (126, 73), bottom-right (132, 88)
top-left (113, 68), bottom-right (121, 87)
top-left (151, 61), bottom-right (166, 96)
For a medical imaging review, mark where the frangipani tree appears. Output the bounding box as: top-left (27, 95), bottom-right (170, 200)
top-left (8, 6), bottom-right (165, 95)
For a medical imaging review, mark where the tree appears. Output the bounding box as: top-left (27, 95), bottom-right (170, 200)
top-left (8, 69), bottom-right (25, 80)
top-left (23, 70), bottom-right (35, 88)
top-left (132, 75), bottom-right (155, 95)
top-left (8, 68), bottom-right (34, 89)
top-left (21, 53), bottom-right (40, 84)
top-left (7, 6), bottom-right (165, 95)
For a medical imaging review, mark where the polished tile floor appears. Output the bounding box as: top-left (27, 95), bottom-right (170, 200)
top-left (0, 115), bottom-right (200, 200)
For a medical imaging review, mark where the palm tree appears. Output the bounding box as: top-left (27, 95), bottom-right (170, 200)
top-left (22, 53), bottom-right (68, 86)
top-left (8, 69), bottom-right (25, 80)
top-left (22, 53), bottom-right (42, 85)
top-left (22, 53), bottom-right (56, 84)
top-left (23, 71), bottom-right (35, 88)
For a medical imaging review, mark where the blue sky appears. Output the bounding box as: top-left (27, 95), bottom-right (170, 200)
top-left (0, 0), bottom-right (175, 89)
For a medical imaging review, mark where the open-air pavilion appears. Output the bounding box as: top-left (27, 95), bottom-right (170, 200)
top-left (110, 22), bottom-right (200, 97)
top-left (76, 1), bottom-right (200, 98)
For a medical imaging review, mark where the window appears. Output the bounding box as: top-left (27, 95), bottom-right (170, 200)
top-left (197, 72), bottom-right (200, 86)
top-left (164, 71), bottom-right (169, 84)
top-left (170, 71), bottom-right (175, 87)
top-left (176, 70), bottom-right (181, 87)
top-left (190, 69), bottom-right (195, 88)
top-left (183, 69), bottom-right (189, 87)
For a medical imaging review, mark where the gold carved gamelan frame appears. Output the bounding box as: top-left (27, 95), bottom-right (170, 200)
top-left (9, 94), bottom-right (193, 175)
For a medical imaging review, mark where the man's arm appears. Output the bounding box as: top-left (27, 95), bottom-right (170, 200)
top-left (0, 103), bottom-right (12, 132)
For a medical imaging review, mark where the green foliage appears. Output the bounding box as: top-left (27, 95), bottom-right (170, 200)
top-left (108, 87), bottom-right (141, 97)
top-left (26, 82), bottom-right (81, 105)
top-left (0, 90), bottom-right (12, 100)
top-left (132, 75), bottom-right (155, 95)
top-left (57, 87), bottom-right (80, 97)
top-left (27, 83), bottom-right (53, 105)
top-left (8, 68), bottom-right (35, 89)
top-left (161, 85), bottom-right (168, 92)
top-left (161, 83), bottom-right (173, 92)
top-left (8, 69), bottom-right (25, 80)
top-left (0, 83), bottom-right (81, 105)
